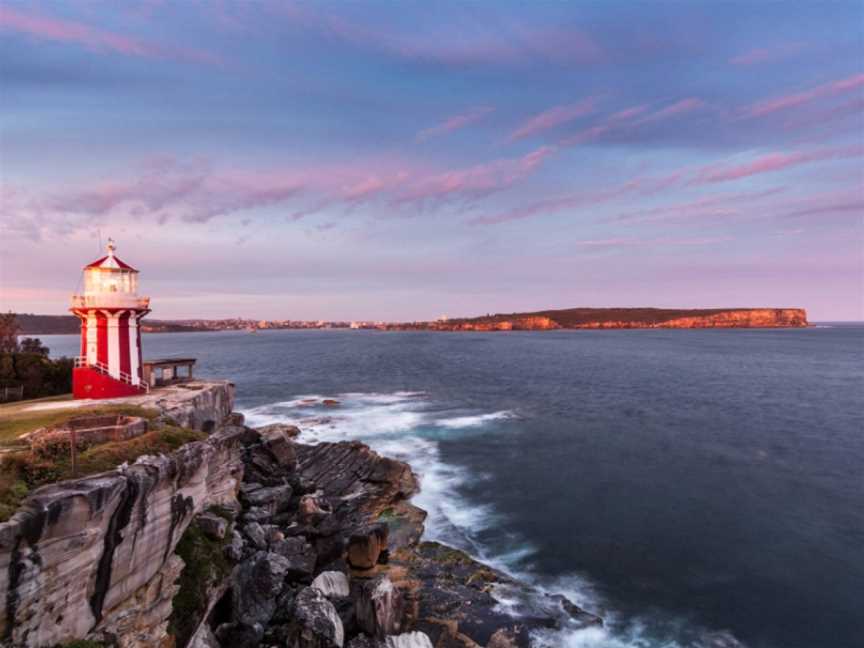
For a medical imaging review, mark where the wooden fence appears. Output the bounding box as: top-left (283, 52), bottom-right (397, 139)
top-left (0, 386), bottom-right (25, 403)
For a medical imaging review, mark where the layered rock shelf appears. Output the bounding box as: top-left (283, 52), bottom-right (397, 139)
top-left (0, 383), bottom-right (597, 648)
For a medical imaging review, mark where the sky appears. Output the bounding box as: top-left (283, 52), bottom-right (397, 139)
top-left (0, 1), bottom-right (862, 321)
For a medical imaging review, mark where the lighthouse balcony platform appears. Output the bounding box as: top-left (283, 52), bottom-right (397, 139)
top-left (71, 294), bottom-right (151, 310)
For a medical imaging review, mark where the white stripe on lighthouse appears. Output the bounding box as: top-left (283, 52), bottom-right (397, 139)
top-left (86, 312), bottom-right (98, 365)
top-left (107, 312), bottom-right (121, 379)
top-left (129, 315), bottom-right (139, 385)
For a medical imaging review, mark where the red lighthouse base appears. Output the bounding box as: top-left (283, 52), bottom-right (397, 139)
top-left (73, 367), bottom-right (146, 400)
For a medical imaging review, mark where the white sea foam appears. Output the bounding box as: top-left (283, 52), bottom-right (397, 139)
top-left (435, 410), bottom-right (517, 429)
top-left (240, 391), bottom-right (746, 648)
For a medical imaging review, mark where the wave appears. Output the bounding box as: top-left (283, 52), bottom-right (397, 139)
top-left (436, 410), bottom-right (517, 429)
top-left (241, 391), bottom-right (745, 648)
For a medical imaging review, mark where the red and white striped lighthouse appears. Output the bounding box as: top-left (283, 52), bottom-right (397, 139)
top-left (70, 239), bottom-right (151, 399)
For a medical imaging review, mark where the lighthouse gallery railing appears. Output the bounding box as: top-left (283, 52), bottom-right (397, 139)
top-left (74, 356), bottom-right (149, 393)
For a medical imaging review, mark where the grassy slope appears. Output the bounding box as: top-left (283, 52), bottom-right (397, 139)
top-left (0, 405), bottom-right (203, 522)
top-left (0, 400), bottom-right (156, 447)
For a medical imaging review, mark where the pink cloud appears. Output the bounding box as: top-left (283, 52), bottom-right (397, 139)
top-left (744, 73), bottom-right (864, 118)
top-left (395, 146), bottom-right (556, 206)
top-left (614, 188), bottom-right (787, 224)
top-left (3, 148), bottom-right (559, 239)
top-left (509, 99), bottom-right (595, 141)
top-left (469, 170), bottom-right (667, 226)
top-left (693, 145), bottom-right (864, 184)
top-left (416, 106), bottom-right (495, 142)
top-left (634, 98), bottom-right (706, 124)
top-left (572, 236), bottom-right (732, 249)
top-left (0, 6), bottom-right (221, 65)
top-left (729, 43), bottom-right (806, 65)
top-left (557, 98), bottom-right (704, 147)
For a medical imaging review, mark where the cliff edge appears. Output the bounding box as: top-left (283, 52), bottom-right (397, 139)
top-left (0, 384), bottom-right (594, 648)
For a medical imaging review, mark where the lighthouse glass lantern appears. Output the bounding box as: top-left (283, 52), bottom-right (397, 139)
top-left (70, 240), bottom-right (151, 399)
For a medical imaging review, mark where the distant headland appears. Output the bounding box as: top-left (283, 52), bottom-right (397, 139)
top-left (13, 307), bottom-right (808, 335)
top-left (390, 307), bottom-right (809, 330)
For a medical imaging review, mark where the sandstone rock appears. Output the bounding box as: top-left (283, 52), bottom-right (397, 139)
top-left (243, 522), bottom-right (268, 549)
top-left (312, 571), bottom-right (351, 599)
top-left (0, 418), bottom-right (244, 648)
top-left (288, 586), bottom-right (345, 648)
top-left (347, 523), bottom-right (389, 577)
top-left (243, 483), bottom-right (294, 513)
top-left (225, 529), bottom-right (245, 562)
top-left (299, 492), bottom-right (332, 525)
top-left (385, 632), bottom-right (435, 648)
top-left (257, 422), bottom-right (301, 439)
top-left (232, 550), bottom-right (291, 628)
top-left (272, 536), bottom-right (318, 580)
top-left (354, 574), bottom-right (405, 639)
top-left (242, 505), bottom-right (272, 523)
top-left (197, 512), bottom-right (229, 540)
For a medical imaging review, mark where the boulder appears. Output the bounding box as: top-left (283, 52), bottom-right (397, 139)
top-left (232, 551), bottom-right (291, 628)
top-left (299, 493), bottom-right (332, 525)
top-left (257, 422), bottom-right (301, 439)
top-left (353, 574), bottom-right (405, 639)
top-left (225, 529), bottom-right (245, 562)
top-left (243, 522), bottom-right (268, 550)
top-left (197, 512), bottom-right (229, 540)
top-left (272, 536), bottom-right (318, 580)
top-left (312, 571), bottom-right (350, 599)
top-left (242, 483), bottom-right (294, 513)
top-left (347, 523), bottom-right (389, 577)
top-left (385, 633), bottom-right (434, 648)
top-left (288, 586), bottom-right (345, 648)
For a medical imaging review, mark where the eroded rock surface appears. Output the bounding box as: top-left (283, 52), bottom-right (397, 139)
top-left (1, 389), bottom-right (602, 648)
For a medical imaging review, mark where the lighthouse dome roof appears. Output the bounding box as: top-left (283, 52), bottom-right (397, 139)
top-left (84, 239), bottom-right (138, 272)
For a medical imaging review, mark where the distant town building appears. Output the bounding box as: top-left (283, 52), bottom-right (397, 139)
top-left (70, 240), bottom-right (151, 399)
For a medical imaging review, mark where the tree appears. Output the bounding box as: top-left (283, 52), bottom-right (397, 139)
top-left (19, 338), bottom-right (49, 356)
top-left (0, 312), bottom-right (19, 353)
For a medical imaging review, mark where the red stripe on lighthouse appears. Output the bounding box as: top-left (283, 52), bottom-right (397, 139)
top-left (119, 313), bottom-right (131, 378)
top-left (97, 313), bottom-right (108, 366)
top-left (136, 319), bottom-right (143, 379)
top-left (80, 317), bottom-right (87, 356)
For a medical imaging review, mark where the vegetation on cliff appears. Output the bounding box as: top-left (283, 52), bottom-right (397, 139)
top-left (169, 512), bottom-right (234, 646)
top-left (0, 408), bottom-right (202, 522)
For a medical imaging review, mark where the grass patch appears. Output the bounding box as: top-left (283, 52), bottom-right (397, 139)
top-left (0, 403), bottom-right (159, 447)
top-left (0, 423), bottom-right (206, 523)
top-left (169, 518), bottom-right (233, 646)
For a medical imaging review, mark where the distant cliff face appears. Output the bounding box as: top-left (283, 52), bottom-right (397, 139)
top-left (575, 308), bottom-right (809, 329)
top-left (418, 308), bottom-right (808, 331)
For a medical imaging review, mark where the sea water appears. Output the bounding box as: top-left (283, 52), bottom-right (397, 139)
top-left (42, 325), bottom-right (864, 648)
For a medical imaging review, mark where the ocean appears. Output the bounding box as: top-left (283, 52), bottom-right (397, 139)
top-left (41, 325), bottom-right (864, 648)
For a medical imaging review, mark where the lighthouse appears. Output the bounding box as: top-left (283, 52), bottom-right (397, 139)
top-left (70, 239), bottom-right (151, 399)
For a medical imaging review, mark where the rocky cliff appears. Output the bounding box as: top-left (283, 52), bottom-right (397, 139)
top-left (0, 386), bottom-right (596, 648)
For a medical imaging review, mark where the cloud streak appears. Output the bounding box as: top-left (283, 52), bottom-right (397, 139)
top-left (743, 72), bottom-right (864, 118)
top-left (509, 99), bottom-right (596, 141)
top-left (0, 6), bottom-right (221, 66)
top-left (416, 106), bottom-right (494, 142)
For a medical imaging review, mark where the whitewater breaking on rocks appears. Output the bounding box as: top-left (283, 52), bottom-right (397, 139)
top-left (0, 382), bottom-right (601, 648)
